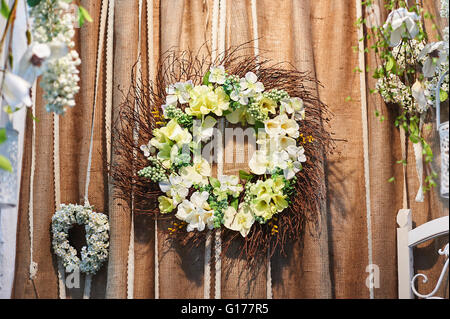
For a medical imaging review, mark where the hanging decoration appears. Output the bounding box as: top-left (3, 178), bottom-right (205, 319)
top-left (111, 45), bottom-right (333, 261)
top-left (49, 0), bottom-right (109, 298)
top-left (358, 0), bottom-right (449, 200)
top-left (51, 204), bottom-right (109, 275)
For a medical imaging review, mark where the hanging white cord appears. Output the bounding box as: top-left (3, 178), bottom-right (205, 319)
top-left (356, 0), bottom-right (374, 299)
top-left (214, 0), bottom-right (227, 300)
top-left (126, 0), bottom-right (143, 300)
top-left (28, 83), bottom-right (39, 289)
top-left (249, 0), bottom-right (271, 299)
top-left (105, 0), bottom-right (115, 167)
top-left (413, 114), bottom-right (425, 202)
top-left (53, 114), bottom-right (67, 299)
top-left (144, 0), bottom-right (159, 300)
top-left (204, 0), bottom-right (220, 300)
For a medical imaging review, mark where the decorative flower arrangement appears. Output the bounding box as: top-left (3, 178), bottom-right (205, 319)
top-left (111, 47), bottom-right (333, 261)
top-left (358, 0), bottom-right (449, 193)
top-left (51, 204), bottom-right (109, 275)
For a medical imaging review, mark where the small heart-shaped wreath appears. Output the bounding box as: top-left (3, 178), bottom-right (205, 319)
top-left (51, 204), bottom-right (109, 275)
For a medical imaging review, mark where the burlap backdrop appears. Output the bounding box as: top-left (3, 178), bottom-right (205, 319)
top-left (11, 0), bottom-right (449, 299)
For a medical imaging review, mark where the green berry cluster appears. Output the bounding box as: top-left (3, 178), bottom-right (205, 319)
top-left (248, 100), bottom-right (269, 122)
top-left (243, 182), bottom-right (255, 205)
top-left (163, 104), bottom-right (193, 128)
top-left (263, 89), bottom-right (290, 103)
top-left (138, 156), bottom-right (167, 182)
top-left (210, 199), bottom-right (228, 228)
top-left (172, 153), bottom-right (191, 170)
top-left (194, 183), bottom-right (213, 193)
top-left (254, 216), bottom-right (266, 224)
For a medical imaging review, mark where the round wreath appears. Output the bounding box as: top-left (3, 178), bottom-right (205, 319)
top-left (112, 46), bottom-right (333, 261)
top-left (51, 204), bottom-right (109, 274)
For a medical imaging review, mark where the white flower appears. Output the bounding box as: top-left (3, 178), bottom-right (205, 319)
top-left (278, 114), bottom-right (300, 138)
top-left (159, 174), bottom-right (192, 205)
top-left (140, 141), bottom-right (156, 157)
top-left (268, 151), bottom-right (290, 170)
top-left (216, 175), bottom-right (243, 197)
top-left (166, 80), bottom-right (194, 105)
top-left (14, 42), bottom-right (51, 83)
top-left (264, 114), bottom-right (299, 138)
top-left (264, 117), bottom-right (282, 136)
top-left (240, 72), bottom-right (264, 97)
top-left (418, 41), bottom-right (448, 78)
top-left (411, 80), bottom-right (429, 113)
top-left (280, 97), bottom-right (305, 121)
top-left (208, 66), bottom-right (226, 84)
top-left (283, 145), bottom-right (306, 179)
top-left (283, 161), bottom-right (303, 180)
top-left (29, 0), bottom-right (80, 114)
top-left (286, 145), bottom-right (307, 163)
top-left (383, 8), bottom-right (420, 47)
top-left (175, 191), bottom-right (215, 232)
top-left (230, 89), bottom-right (249, 105)
top-left (223, 204), bottom-right (255, 237)
top-left (193, 116), bottom-right (217, 141)
top-left (441, 0), bottom-right (449, 18)
top-left (249, 150), bottom-right (270, 175)
top-left (2, 72), bottom-right (32, 107)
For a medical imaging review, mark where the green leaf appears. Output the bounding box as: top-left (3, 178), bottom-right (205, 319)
top-left (1, 0), bottom-right (10, 19)
top-left (202, 71), bottom-right (211, 86)
top-left (231, 198), bottom-right (239, 211)
top-left (209, 177), bottom-right (220, 189)
top-left (253, 120), bottom-right (265, 134)
top-left (0, 128), bottom-right (6, 144)
top-left (388, 176), bottom-right (395, 183)
top-left (409, 135), bottom-right (420, 144)
top-left (78, 5), bottom-right (93, 27)
top-left (440, 89), bottom-right (448, 102)
top-left (0, 155), bottom-right (12, 172)
top-left (26, 0), bottom-right (42, 7)
top-left (386, 56), bottom-right (395, 71)
top-left (239, 170), bottom-right (253, 181)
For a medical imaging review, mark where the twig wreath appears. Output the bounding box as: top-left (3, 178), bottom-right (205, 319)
top-left (51, 204), bottom-right (109, 275)
top-left (111, 44), bottom-right (333, 261)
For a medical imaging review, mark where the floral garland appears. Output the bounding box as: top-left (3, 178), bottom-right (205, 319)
top-left (111, 47), bottom-right (332, 260)
top-left (51, 204), bottom-right (109, 275)
top-left (138, 67), bottom-right (309, 237)
top-left (27, 0), bottom-right (82, 114)
top-left (358, 0), bottom-right (449, 192)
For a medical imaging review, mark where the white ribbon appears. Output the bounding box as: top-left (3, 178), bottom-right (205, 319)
top-left (413, 115), bottom-right (425, 202)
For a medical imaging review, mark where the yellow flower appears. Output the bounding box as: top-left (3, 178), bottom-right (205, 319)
top-left (187, 85), bottom-right (230, 117)
top-left (258, 97), bottom-right (277, 116)
top-left (180, 158), bottom-right (211, 186)
top-left (251, 198), bottom-right (272, 217)
top-left (158, 196), bottom-right (175, 214)
top-left (159, 119), bottom-right (192, 145)
top-left (272, 194), bottom-right (288, 212)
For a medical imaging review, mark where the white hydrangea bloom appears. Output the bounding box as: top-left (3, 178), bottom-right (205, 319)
top-left (29, 0), bottom-right (80, 114)
top-left (441, 0), bottom-right (449, 18)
